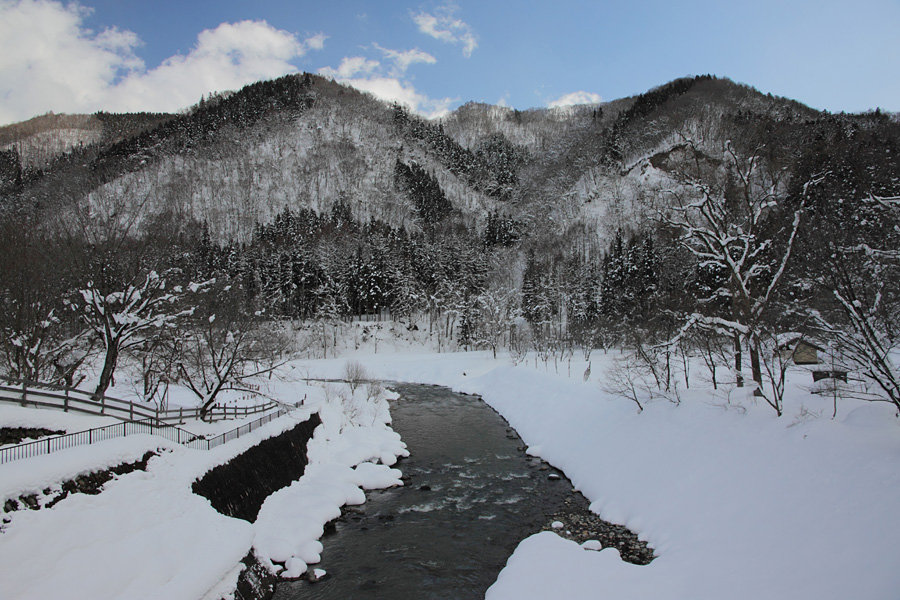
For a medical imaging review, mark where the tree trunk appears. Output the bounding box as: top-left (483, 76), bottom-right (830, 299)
top-left (200, 383), bottom-right (225, 421)
top-left (749, 338), bottom-right (764, 397)
top-left (94, 344), bottom-right (119, 399)
top-left (734, 334), bottom-right (743, 387)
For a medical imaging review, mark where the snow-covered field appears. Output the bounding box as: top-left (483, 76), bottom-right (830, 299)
top-left (2, 329), bottom-right (900, 599)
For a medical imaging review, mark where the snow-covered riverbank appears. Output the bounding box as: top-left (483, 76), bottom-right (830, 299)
top-left (302, 350), bottom-right (900, 600)
top-left (0, 377), bottom-right (407, 600)
top-left (2, 346), bottom-right (900, 599)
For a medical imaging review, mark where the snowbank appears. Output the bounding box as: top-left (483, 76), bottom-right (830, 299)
top-left (0, 379), bottom-right (407, 600)
top-left (253, 387), bottom-right (408, 578)
top-left (307, 350), bottom-right (900, 600)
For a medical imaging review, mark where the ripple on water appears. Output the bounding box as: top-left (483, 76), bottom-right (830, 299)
top-left (272, 383), bottom-right (652, 600)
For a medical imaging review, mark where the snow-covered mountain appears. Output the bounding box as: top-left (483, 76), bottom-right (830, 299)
top-left (2, 73), bottom-right (868, 248)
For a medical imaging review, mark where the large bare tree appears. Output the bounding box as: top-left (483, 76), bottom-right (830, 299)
top-left (660, 134), bottom-right (821, 414)
top-left (175, 280), bottom-right (293, 420)
top-left (806, 194), bottom-right (900, 410)
top-left (77, 270), bottom-right (196, 398)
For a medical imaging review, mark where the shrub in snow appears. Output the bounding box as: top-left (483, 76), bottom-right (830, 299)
top-left (342, 360), bottom-right (368, 394)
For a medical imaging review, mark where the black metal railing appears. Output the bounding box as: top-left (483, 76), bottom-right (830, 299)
top-left (0, 402), bottom-right (304, 464)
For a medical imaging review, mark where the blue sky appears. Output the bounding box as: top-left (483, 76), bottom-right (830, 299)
top-left (1, 0), bottom-right (899, 125)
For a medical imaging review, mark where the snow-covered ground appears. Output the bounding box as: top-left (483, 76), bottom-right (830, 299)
top-left (297, 347), bottom-right (900, 600)
top-left (2, 328), bottom-right (900, 599)
top-left (0, 375), bottom-right (407, 600)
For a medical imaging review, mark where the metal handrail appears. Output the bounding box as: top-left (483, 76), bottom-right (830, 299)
top-left (0, 402), bottom-right (304, 464)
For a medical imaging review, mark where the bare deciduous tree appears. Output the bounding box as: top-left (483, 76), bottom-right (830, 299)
top-left (0, 206), bottom-right (84, 383)
top-left (806, 194), bottom-right (900, 410)
top-left (659, 134), bottom-right (823, 415)
top-left (176, 282), bottom-right (292, 420)
top-left (343, 360), bottom-right (368, 394)
top-left (77, 270), bottom-right (198, 398)
top-left (600, 353), bottom-right (647, 413)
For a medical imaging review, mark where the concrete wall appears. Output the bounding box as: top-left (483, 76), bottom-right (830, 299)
top-left (192, 413), bottom-right (321, 522)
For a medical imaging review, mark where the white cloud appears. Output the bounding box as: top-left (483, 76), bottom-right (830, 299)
top-left (373, 44), bottom-right (436, 75)
top-left (336, 76), bottom-right (454, 119)
top-left (547, 91), bottom-right (603, 108)
top-left (317, 46), bottom-right (450, 119)
top-left (318, 56), bottom-right (380, 79)
top-left (0, 0), bottom-right (320, 124)
top-left (412, 4), bottom-right (477, 58)
top-left (318, 57), bottom-right (453, 119)
top-left (101, 20), bottom-right (309, 115)
top-left (304, 32), bottom-right (327, 51)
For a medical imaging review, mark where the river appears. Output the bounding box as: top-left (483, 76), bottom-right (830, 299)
top-left (273, 383), bottom-right (650, 600)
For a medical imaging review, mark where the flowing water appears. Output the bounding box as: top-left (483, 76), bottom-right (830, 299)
top-left (273, 383), bottom-right (648, 600)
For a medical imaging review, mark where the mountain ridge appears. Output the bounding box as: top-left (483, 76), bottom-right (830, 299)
top-left (1, 72), bottom-right (897, 250)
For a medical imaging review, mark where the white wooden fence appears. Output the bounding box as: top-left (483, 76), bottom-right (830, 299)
top-left (0, 378), bottom-right (283, 424)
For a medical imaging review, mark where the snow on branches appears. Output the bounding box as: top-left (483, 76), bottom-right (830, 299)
top-left (75, 270), bottom-right (209, 398)
top-left (174, 279), bottom-right (293, 420)
top-left (658, 134), bottom-right (825, 414)
top-left (805, 194), bottom-right (900, 410)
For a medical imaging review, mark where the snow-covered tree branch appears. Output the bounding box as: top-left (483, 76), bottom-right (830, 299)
top-left (658, 134), bottom-right (820, 414)
top-left (175, 280), bottom-right (294, 419)
top-left (75, 270), bottom-right (203, 398)
top-left (803, 193), bottom-right (900, 410)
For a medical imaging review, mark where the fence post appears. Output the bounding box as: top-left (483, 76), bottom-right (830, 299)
top-left (101, 395), bottom-right (105, 415)
top-left (129, 401), bottom-right (133, 421)
top-left (20, 380), bottom-right (26, 407)
top-left (64, 388), bottom-right (69, 412)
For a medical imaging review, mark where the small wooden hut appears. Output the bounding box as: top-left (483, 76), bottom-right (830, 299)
top-left (776, 335), bottom-right (823, 365)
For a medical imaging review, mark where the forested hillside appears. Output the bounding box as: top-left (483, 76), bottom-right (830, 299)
top-left (1, 72), bottom-right (899, 413)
